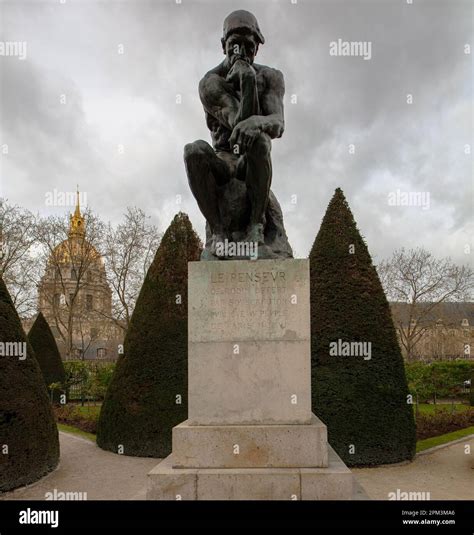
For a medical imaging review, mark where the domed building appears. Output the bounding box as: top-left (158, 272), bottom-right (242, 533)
top-left (37, 191), bottom-right (123, 360)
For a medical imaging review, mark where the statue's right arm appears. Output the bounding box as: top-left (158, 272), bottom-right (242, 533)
top-left (199, 73), bottom-right (240, 131)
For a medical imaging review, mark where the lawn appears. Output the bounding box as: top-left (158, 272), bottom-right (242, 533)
top-left (54, 403), bottom-right (102, 434)
top-left (416, 403), bottom-right (471, 415)
top-left (73, 404), bottom-right (102, 419)
top-left (55, 401), bottom-right (474, 457)
top-left (416, 426), bottom-right (474, 453)
top-left (57, 423), bottom-right (96, 442)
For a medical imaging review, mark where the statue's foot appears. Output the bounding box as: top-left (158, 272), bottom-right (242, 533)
top-left (244, 223), bottom-right (265, 246)
top-left (210, 231), bottom-right (227, 257)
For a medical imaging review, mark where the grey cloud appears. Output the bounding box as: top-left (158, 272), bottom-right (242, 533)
top-left (0, 0), bottom-right (471, 264)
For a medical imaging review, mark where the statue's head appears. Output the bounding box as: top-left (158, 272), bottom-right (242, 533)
top-left (221, 10), bottom-right (265, 65)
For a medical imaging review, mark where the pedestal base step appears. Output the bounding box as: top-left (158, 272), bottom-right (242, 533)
top-left (147, 446), bottom-right (353, 500)
top-left (173, 414), bottom-right (328, 469)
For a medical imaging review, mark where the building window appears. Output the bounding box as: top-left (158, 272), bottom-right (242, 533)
top-left (53, 293), bottom-right (60, 307)
top-left (90, 327), bottom-right (98, 338)
top-left (97, 348), bottom-right (107, 359)
top-left (86, 294), bottom-right (93, 310)
top-left (69, 293), bottom-right (75, 306)
top-left (71, 268), bottom-right (77, 280)
top-left (87, 271), bottom-right (93, 282)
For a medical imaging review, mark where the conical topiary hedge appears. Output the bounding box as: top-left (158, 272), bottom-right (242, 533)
top-left (310, 188), bottom-right (416, 466)
top-left (0, 278), bottom-right (59, 491)
top-left (97, 212), bottom-right (202, 457)
top-left (28, 312), bottom-right (65, 402)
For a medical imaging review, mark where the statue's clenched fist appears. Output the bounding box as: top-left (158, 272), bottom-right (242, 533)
top-left (230, 117), bottom-right (262, 152)
top-left (226, 58), bottom-right (256, 88)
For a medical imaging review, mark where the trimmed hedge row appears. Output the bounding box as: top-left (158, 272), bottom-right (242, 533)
top-left (54, 404), bottom-right (99, 435)
top-left (406, 361), bottom-right (473, 402)
top-left (416, 408), bottom-right (474, 440)
top-left (63, 360), bottom-right (115, 402)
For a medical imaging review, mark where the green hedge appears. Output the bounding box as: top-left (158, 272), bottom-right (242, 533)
top-left (416, 407), bottom-right (474, 440)
top-left (0, 278), bottom-right (59, 491)
top-left (27, 312), bottom-right (65, 402)
top-left (310, 188), bottom-right (416, 466)
top-left (97, 213), bottom-right (202, 457)
top-left (405, 361), bottom-right (473, 402)
top-left (63, 361), bottom-right (115, 402)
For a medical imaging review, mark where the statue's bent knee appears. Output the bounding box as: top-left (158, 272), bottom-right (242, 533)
top-left (184, 140), bottom-right (210, 163)
top-left (250, 133), bottom-right (271, 155)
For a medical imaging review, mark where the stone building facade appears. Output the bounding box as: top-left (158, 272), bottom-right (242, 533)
top-left (390, 302), bottom-right (474, 361)
top-left (34, 192), bottom-right (123, 360)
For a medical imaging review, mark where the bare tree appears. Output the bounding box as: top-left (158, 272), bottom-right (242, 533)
top-left (378, 247), bottom-right (473, 360)
top-left (1, 199), bottom-right (160, 345)
top-left (102, 207), bottom-right (161, 331)
top-left (0, 199), bottom-right (39, 316)
top-left (3, 252), bottom-right (41, 317)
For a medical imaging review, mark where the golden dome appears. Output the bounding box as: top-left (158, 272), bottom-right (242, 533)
top-left (49, 188), bottom-right (104, 268)
top-left (51, 237), bottom-right (103, 267)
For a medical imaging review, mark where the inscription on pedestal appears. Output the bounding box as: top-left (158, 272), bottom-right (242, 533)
top-left (189, 260), bottom-right (309, 343)
top-left (188, 259), bottom-right (311, 425)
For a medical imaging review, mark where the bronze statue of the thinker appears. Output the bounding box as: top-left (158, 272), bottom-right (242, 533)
top-left (184, 10), bottom-right (293, 260)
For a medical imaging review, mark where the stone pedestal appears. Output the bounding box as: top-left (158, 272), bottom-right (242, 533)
top-left (147, 259), bottom-right (354, 500)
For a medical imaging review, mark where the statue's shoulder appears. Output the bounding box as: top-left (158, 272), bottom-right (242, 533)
top-left (254, 64), bottom-right (285, 90)
top-left (198, 63), bottom-right (226, 96)
top-left (201, 62), bottom-right (226, 82)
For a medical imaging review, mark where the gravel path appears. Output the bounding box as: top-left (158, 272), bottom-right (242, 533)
top-left (2, 431), bottom-right (472, 501)
top-left (353, 437), bottom-right (474, 500)
top-left (1, 432), bottom-right (158, 500)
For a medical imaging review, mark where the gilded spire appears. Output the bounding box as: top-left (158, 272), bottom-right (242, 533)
top-left (74, 184), bottom-right (81, 217)
top-left (69, 186), bottom-right (85, 237)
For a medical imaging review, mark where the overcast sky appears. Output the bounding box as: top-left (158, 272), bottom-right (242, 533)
top-left (0, 0), bottom-right (472, 264)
